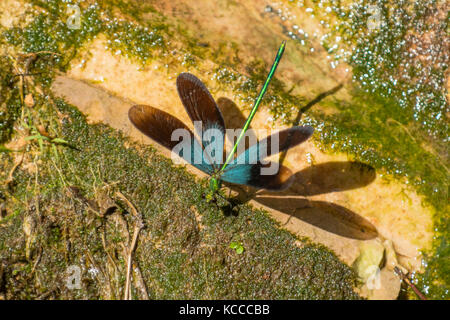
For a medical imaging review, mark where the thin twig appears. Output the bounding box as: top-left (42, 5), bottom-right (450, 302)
top-left (394, 266), bottom-right (427, 300)
top-left (114, 212), bottom-right (149, 299)
top-left (100, 220), bottom-right (120, 298)
top-left (124, 223), bottom-right (144, 300)
top-left (29, 246), bottom-right (43, 277)
top-left (132, 260), bottom-right (149, 300)
top-left (116, 191), bottom-right (143, 220)
top-left (5, 153), bottom-right (24, 185)
top-left (115, 191), bottom-right (146, 300)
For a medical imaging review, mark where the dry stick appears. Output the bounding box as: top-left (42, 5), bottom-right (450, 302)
top-left (115, 212), bottom-right (149, 300)
top-left (10, 51), bottom-right (60, 107)
top-left (131, 260), bottom-right (149, 300)
top-left (100, 222), bottom-right (121, 298)
top-left (5, 153), bottom-right (24, 185)
top-left (83, 246), bottom-right (114, 297)
top-left (124, 224), bottom-right (144, 300)
top-left (116, 191), bottom-right (145, 300)
top-left (36, 286), bottom-right (58, 300)
top-left (29, 246), bottom-right (43, 277)
top-left (394, 266), bottom-right (427, 300)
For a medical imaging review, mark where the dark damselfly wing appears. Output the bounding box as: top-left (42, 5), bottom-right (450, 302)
top-left (234, 126), bottom-right (314, 164)
top-left (221, 161), bottom-right (294, 190)
top-left (176, 73), bottom-right (225, 132)
top-left (220, 126), bottom-right (314, 190)
top-left (176, 73), bottom-right (226, 168)
top-left (128, 104), bottom-right (214, 175)
top-left (129, 104), bottom-right (190, 150)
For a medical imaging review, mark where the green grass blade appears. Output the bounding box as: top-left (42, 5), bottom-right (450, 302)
top-left (220, 41), bottom-right (286, 173)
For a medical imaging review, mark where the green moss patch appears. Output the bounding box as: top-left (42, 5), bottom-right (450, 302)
top-left (0, 91), bottom-right (360, 298)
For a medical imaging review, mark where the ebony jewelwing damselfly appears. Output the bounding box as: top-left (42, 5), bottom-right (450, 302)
top-left (129, 41), bottom-right (314, 202)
